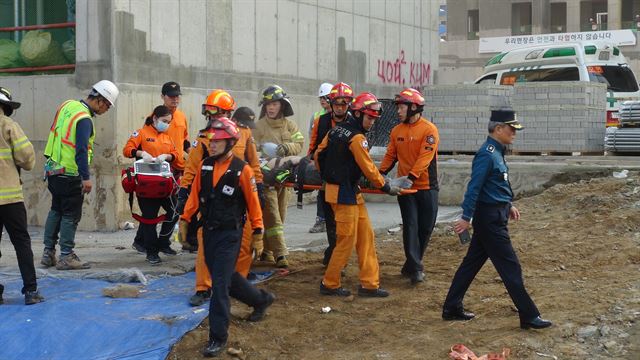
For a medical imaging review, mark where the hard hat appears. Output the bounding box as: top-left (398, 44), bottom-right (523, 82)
top-left (394, 88), bottom-right (425, 106)
top-left (351, 92), bottom-right (382, 118)
top-left (202, 89), bottom-right (237, 116)
top-left (205, 117), bottom-right (240, 140)
top-left (318, 83), bottom-right (333, 98)
top-left (0, 87), bottom-right (21, 116)
top-left (328, 82), bottom-right (354, 102)
top-left (92, 80), bottom-right (119, 106)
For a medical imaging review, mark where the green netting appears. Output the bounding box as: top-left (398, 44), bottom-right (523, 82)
top-left (62, 38), bottom-right (75, 63)
top-left (19, 30), bottom-right (68, 67)
top-left (0, 39), bottom-right (25, 69)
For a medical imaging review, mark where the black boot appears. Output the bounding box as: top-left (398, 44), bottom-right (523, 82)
top-left (24, 290), bottom-right (45, 305)
top-left (189, 289), bottom-right (211, 306)
top-left (247, 291), bottom-right (275, 322)
top-left (0, 284), bottom-right (4, 305)
top-left (202, 339), bottom-right (227, 357)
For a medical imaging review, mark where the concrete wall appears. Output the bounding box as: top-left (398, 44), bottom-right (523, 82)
top-left (1, 0), bottom-right (440, 231)
top-left (423, 82), bottom-right (607, 153)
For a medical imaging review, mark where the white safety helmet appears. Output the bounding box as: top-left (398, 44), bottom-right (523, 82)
top-left (92, 80), bottom-right (119, 106)
top-left (318, 83), bottom-right (333, 98)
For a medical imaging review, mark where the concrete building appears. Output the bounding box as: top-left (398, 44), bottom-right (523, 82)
top-left (0, 0), bottom-right (439, 230)
top-left (439, 0), bottom-right (640, 84)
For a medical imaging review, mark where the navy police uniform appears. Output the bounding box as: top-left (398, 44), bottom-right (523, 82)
top-left (443, 112), bottom-right (542, 324)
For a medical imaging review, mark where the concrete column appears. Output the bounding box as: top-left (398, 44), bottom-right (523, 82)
top-left (608, 0), bottom-right (622, 30)
top-left (532, 0), bottom-right (550, 34)
top-left (566, 0), bottom-right (581, 33)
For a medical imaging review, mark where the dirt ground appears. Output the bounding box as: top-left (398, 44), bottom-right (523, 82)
top-left (169, 173), bottom-right (640, 359)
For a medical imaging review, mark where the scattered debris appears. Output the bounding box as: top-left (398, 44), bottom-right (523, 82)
top-left (387, 226), bottom-right (401, 234)
top-left (612, 169), bottom-right (629, 179)
top-left (321, 306), bottom-right (331, 314)
top-left (535, 352), bottom-right (558, 360)
top-left (102, 284), bottom-right (141, 298)
top-left (227, 347), bottom-right (245, 359)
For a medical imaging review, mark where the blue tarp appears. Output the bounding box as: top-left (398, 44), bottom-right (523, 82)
top-left (0, 272), bottom-right (207, 360)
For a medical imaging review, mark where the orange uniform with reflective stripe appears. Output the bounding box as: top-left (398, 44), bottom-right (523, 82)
top-left (122, 124), bottom-right (179, 162)
top-left (165, 109), bottom-right (189, 170)
top-left (379, 117), bottom-right (439, 190)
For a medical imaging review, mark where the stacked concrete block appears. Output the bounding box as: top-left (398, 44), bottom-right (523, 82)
top-left (423, 84), bottom-right (514, 152)
top-left (422, 83), bottom-right (607, 153)
top-left (511, 82), bottom-right (606, 153)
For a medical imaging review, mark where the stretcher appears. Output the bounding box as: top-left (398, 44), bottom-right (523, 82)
top-left (282, 182), bottom-right (417, 195)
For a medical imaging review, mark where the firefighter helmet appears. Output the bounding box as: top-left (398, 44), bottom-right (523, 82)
top-left (328, 82), bottom-right (354, 102)
top-left (351, 92), bottom-right (382, 118)
top-left (202, 89), bottom-right (237, 116)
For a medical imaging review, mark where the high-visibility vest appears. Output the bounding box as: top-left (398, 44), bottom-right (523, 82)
top-left (44, 100), bottom-right (94, 175)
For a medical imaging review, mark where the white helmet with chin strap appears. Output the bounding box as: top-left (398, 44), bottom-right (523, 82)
top-left (91, 80), bottom-right (119, 106)
top-left (318, 83), bottom-right (333, 98)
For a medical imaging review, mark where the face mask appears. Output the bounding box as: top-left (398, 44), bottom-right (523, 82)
top-left (155, 121), bottom-right (169, 132)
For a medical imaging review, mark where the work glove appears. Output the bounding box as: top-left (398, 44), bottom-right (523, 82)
top-left (390, 175), bottom-right (413, 189)
top-left (387, 185), bottom-right (402, 196)
top-left (175, 187), bottom-right (189, 215)
top-left (276, 144), bottom-right (288, 157)
top-left (261, 142), bottom-right (278, 158)
top-left (140, 151), bottom-right (154, 162)
top-left (256, 182), bottom-right (266, 209)
top-left (252, 232), bottom-right (264, 260)
top-left (177, 220), bottom-right (190, 248)
top-left (156, 153), bottom-right (170, 163)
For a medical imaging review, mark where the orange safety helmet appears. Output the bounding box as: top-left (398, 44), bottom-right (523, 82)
top-left (328, 82), bottom-right (354, 103)
top-left (202, 89), bottom-right (237, 116)
top-left (351, 92), bottom-right (382, 118)
top-left (394, 87), bottom-right (425, 106)
top-left (205, 117), bottom-right (240, 140)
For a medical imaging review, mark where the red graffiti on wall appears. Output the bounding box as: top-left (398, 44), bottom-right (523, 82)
top-left (377, 50), bottom-right (431, 86)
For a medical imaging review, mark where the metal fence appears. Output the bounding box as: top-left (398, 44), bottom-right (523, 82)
top-left (366, 98), bottom-right (398, 148)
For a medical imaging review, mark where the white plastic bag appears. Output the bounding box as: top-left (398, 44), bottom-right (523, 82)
top-left (261, 142), bottom-right (278, 158)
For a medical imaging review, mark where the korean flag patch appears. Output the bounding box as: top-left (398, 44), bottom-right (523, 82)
top-left (362, 140), bottom-right (369, 149)
top-left (192, 140), bottom-right (199, 148)
top-left (130, 131), bottom-right (139, 138)
top-left (503, 173), bottom-right (509, 181)
top-left (426, 135), bottom-right (435, 145)
top-left (222, 185), bottom-right (235, 196)
top-left (486, 144), bottom-right (495, 153)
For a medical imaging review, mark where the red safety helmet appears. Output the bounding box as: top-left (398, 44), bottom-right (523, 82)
top-left (351, 92), bottom-right (382, 118)
top-left (202, 89), bottom-right (237, 116)
top-left (328, 82), bottom-right (354, 103)
top-left (205, 117), bottom-right (240, 140)
top-left (395, 87), bottom-right (425, 106)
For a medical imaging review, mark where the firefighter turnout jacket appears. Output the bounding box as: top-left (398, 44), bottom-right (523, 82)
top-left (315, 119), bottom-right (388, 205)
top-left (379, 117), bottom-right (439, 190)
top-left (254, 116), bottom-right (304, 159)
top-left (123, 124), bottom-right (180, 164)
top-left (0, 114), bottom-right (35, 205)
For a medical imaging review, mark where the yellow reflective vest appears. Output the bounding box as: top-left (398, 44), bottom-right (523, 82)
top-left (44, 100), bottom-right (94, 175)
top-left (0, 114), bottom-right (35, 205)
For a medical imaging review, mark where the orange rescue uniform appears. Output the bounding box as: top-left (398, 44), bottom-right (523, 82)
top-left (180, 155), bottom-right (263, 242)
top-left (181, 127), bottom-right (263, 291)
top-left (307, 115), bottom-right (337, 156)
top-left (379, 117), bottom-right (439, 189)
top-left (165, 109), bottom-right (189, 171)
top-left (122, 124), bottom-right (180, 162)
top-left (315, 130), bottom-right (387, 290)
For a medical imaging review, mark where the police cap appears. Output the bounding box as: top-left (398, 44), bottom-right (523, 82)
top-left (490, 109), bottom-right (523, 130)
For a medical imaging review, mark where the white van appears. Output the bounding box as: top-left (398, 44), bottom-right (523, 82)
top-left (474, 42), bottom-right (640, 127)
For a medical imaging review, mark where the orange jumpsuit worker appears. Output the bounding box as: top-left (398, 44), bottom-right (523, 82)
top-left (379, 88), bottom-right (439, 285)
top-left (177, 91), bottom-right (264, 307)
top-left (131, 81), bottom-right (190, 254)
top-left (307, 82), bottom-right (354, 266)
top-left (123, 105), bottom-right (180, 265)
top-left (180, 117), bottom-right (274, 357)
top-left (315, 92), bottom-right (401, 297)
